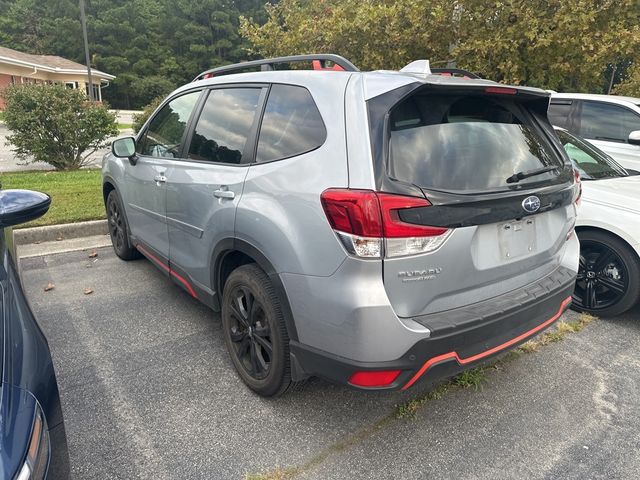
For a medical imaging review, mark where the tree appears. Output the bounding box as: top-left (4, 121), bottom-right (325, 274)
top-left (0, 0), bottom-right (82, 60)
top-left (240, 0), bottom-right (640, 93)
top-left (614, 64), bottom-right (640, 97)
top-left (2, 84), bottom-right (118, 170)
top-left (453, 0), bottom-right (640, 93)
top-left (240, 0), bottom-right (453, 71)
top-left (0, 0), bottom-right (270, 109)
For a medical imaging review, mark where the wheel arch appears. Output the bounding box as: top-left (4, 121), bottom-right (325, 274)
top-left (575, 225), bottom-right (640, 262)
top-left (102, 176), bottom-right (116, 204)
top-left (212, 238), bottom-right (299, 342)
top-left (102, 178), bottom-right (133, 227)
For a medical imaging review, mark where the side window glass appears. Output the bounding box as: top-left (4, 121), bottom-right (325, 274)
top-left (548, 101), bottom-right (572, 129)
top-left (138, 91), bottom-right (200, 158)
top-left (579, 101), bottom-right (640, 143)
top-left (256, 84), bottom-right (326, 163)
top-left (188, 88), bottom-right (262, 164)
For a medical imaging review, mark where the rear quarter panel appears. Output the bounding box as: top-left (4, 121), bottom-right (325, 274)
top-left (577, 196), bottom-right (640, 258)
top-left (235, 76), bottom-right (352, 276)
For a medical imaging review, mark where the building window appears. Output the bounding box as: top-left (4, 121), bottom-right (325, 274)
top-left (65, 81), bottom-right (78, 89)
top-left (85, 83), bottom-right (100, 100)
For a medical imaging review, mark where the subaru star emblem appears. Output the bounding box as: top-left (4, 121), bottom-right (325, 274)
top-left (522, 196), bottom-right (541, 213)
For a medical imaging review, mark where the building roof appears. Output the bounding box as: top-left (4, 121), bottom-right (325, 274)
top-left (0, 45), bottom-right (115, 80)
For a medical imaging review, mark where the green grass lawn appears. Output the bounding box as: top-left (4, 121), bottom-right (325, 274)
top-left (117, 123), bottom-right (133, 130)
top-left (0, 169), bottom-right (105, 228)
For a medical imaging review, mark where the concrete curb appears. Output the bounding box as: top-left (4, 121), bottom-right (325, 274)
top-left (14, 220), bottom-right (108, 245)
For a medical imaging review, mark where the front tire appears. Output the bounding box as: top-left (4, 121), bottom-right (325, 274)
top-left (106, 190), bottom-right (140, 261)
top-left (572, 230), bottom-right (640, 317)
top-left (222, 264), bottom-right (292, 397)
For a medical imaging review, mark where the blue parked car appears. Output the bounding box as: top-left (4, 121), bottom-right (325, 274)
top-left (0, 189), bottom-right (70, 479)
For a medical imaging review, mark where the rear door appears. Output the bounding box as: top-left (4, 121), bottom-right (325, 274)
top-left (573, 100), bottom-right (640, 170)
top-left (166, 86), bottom-right (266, 295)
top-left (372, 87), bottom-right (578, 317)
top-left (128, 90), bottom-right (201, 257)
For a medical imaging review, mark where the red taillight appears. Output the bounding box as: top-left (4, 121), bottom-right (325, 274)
top-left (321, 189), bottom-right (451, 258)
top-left (320, 189), bottom-right (382, 237)
top-left (377, 193), bottom-right (448, 238)
top-left (348, 370), bottom-right (402, 388)
top-left (573, 168), bottom-right (582, 205)
top-left (320, 189), bottom-right (446, 238)
top-left (484, 86), bottom-right (518, 95)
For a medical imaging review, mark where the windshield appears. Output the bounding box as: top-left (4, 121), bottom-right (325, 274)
top-left (388, 94), bottom-right (565, 193)
top-left (555, 129), bottom-right (628, 180)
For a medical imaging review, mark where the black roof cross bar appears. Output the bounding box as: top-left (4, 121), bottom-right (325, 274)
top-left (193, 54), bottom-right (359, 81)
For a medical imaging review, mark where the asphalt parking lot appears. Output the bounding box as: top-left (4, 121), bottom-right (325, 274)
top-left (21, 247), bottom-right (640, 480)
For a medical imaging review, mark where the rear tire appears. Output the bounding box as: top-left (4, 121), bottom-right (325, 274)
top-left (222, 264), bottom-right (292, 397)
top-left (572, 230), bottom-right (640, 317)
top-left (106, 190), bottom-right (140, 261)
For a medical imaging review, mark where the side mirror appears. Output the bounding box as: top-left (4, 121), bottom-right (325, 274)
top-left (0, 189), bottom-right (51, 228)
top-left (112, 137), bottom-right (138, 165)
top-left (629, 130), bottom-right (640, 146)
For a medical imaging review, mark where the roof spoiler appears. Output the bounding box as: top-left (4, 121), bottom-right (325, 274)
top-left (193, 54), bottom-right (359, 81)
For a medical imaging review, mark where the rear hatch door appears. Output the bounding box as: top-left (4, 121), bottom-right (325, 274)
top-left (372, 84), bottom-right (578, 318)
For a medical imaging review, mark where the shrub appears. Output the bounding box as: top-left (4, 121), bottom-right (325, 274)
top-left (2, 84), bottom-right (118, 170)
top-left (132, 95), bottom-right (165, 133)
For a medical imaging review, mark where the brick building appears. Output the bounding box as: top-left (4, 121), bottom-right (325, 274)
top-left (0, 45), bottom-right (115, 109)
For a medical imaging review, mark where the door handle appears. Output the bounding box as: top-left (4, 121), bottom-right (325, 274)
top-left (213, 189), bottom-right (235, 199)
top-left (154, 174), bottom-right (167, 184)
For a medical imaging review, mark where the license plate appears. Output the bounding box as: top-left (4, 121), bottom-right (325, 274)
top-left (498, 218), bottom-right (536, 260)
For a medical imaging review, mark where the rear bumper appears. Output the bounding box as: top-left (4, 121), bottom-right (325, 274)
top-left (290, 270), bottom-right (575, 390)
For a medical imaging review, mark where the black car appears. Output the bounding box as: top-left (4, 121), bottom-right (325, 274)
top-left (0, 189), bottom-right (69, 479)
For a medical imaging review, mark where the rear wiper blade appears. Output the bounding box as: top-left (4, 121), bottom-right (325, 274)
top-left (506, 165), bottom-right (559, 184)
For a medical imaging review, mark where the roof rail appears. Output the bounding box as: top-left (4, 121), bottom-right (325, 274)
top-left (430, 68), bottom-right (481, 79)
top-left (193, 54), bottom-right (359, 81)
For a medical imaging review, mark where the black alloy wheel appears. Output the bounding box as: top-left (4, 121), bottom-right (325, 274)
top-left (228, 285), bottom-right (273, 380)
top-left (106, 190), bottom-right (139, 260)
top-left (222, 264), bottom-right (292, 396)
top-left (572, 230), bottom-right (640, 317)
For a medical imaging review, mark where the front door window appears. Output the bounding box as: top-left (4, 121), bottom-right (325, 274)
top-left (138, 91), bottom-right (200, 158)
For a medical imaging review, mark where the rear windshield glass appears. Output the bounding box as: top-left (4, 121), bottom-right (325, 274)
top-left (388, 94), bottom-right (564, 192)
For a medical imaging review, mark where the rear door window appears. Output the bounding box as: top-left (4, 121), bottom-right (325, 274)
top-left (187, 88), bottom-right (262, 164)
top-left (138, 91), bottom-right (200, 158)
top-left (388, 94), bottom-right (564, 193)
top-left (577, 101), bottom-right (640, 143)
top-left (548, 101), bottom-right (573, 129)
top-left (256, 84), bottom-right (326, 162)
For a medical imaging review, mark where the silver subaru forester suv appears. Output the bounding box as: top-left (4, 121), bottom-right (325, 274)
top-left (104, 55), bottom-right (580, 396)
